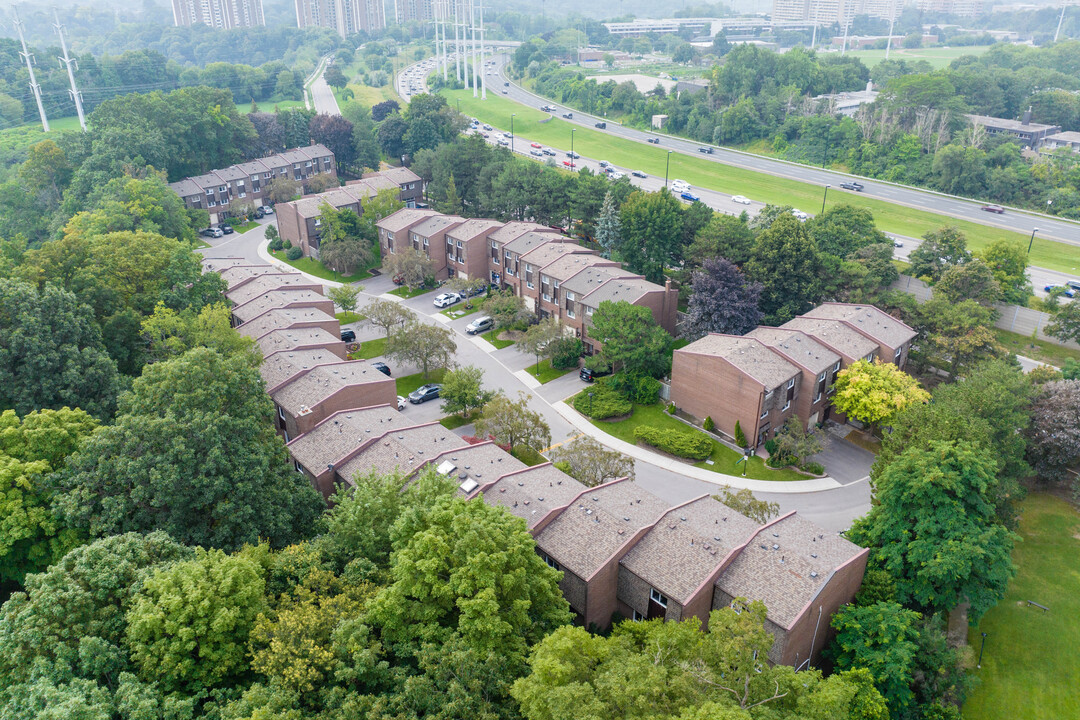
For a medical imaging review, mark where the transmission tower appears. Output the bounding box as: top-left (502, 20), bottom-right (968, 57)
top-left (54, 9), bottom-right (87, 132)
top-left (13, 8), bottom-right (49, 132)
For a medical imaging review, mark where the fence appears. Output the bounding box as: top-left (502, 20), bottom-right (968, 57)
top-left (892, 275), bottom-right (1080, 351)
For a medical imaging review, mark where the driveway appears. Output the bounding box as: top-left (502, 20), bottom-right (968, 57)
top-left (810, 435), bottom-right (876, 485)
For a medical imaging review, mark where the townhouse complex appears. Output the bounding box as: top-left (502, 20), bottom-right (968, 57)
top-left (202, 256), bottom-right (867, 668)
top-left (376, 208), bottom-right (680, 353)
top-left (671, 303), bottom-right (916, 447)
top-left (275, 167), bottom-right (424, 256)
top-left (169, 145), bottom-right (337, 225)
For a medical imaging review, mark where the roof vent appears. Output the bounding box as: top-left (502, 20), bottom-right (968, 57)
top-left (624, 517), bottom-right (631, 522)
top-left (772, 533), bottom-right (779, 537)
top-left (538, 497), bottom-right (545, 501)
top-left (680, 516), bottom-right (687, 522)
top-left (810, 571), bottom-right (818, 578)
top-left (811, 553), bottom-right (818, 559)
top-left (459, 478), bottom-right (479, 494)
top-left (585, 509), bottom-right (593, 515)
top-left (772, 544), bottom-right (780, 550)
top-left (713, 536), bottom-right (721, 541)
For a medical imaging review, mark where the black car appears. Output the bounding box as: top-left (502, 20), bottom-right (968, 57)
top-left (595, 121), bottom-right (606, 129)
top-left (254, 207), bottom-right (265, 219)
top-left (562, 112), bottom-right (573, 119)
top-left (631, 170), bottom-right (647, 178)
top-left (408, 384), bottom-right (442, 404)
top-left (839, 181), bottom-right (864, 191)
top-left (220, 225), bottom-right (234, 235)
top-left (647, 137), bottom-right (660, 144)
top-left (340, 329), bottom-right (356, 342)
top-left (580, 365), bottom-right (612, 382)
top-left (698, 146), bottom-right (713, 154)
top-left (371, 361), bottom-right (391, 377)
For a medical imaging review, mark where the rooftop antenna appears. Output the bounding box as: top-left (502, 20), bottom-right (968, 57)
top-left (54, 9), bottom-right (87, 132)
top-left (13, 7), bottom-right (49, 132)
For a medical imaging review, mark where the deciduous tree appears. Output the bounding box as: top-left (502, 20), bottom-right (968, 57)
top-left (309, 113), bottom-right (356, 168)
top-left (327, 284), bottom-right (362, 316)
top-left (550, 435), bottom-right (634, 487)
top-left (908, 226), bottom-right (971, 282)
top-left (385, 320), bottom-right (456, 379)
top-left (589, 300), bottom-right (674, 379)
top-left (916, 296), bottom-right (1003, 379)
top-left (362, 298), bottom-right (411, 338)
top-left (440, 365), bottom-right (495, 419)
top-left (746, 213), bottom-right (825, 325)
top-left (617, 188), bottom-right (684, 283)
top-left (685, 213), bottom-right (755, 269)
top-left (518, 318), bottom-right (564, 375)
top-left (831, 359), bottom-right (929, 431)
top-left (1046, 300), bottom-right (1080, 345)
top-left (976, 239), bottom-right (1031, 305)
top-left (384, 247), bottom-right (434, 290)
top-left (934, 258), bottom-right (1001, 305)
top-left (482, 289), bottom-right (531, 330)
top-left (806, 204), bottom-right (887, 258)
top-left (475, 392), bottom-right (551, 454)
top-left (141, 301), bottom-right (256, 362)
top-left (1025, 380), bottom-right (1080, 485)
top-left (713, 487), bottom-right (779, 524)
top-left (685, 257), bottom-right (763, 338)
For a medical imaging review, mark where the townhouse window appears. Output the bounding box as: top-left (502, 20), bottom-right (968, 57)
top-left (305, 161), bottom-right (312, 167)
top-left (815, 372), bottom-right (826, 403)
top-left (457, 241), bottom-right (463, 248)
top-left (283, 429), bottom-right (290, 443)
top-left (541, 553), bottom-right (560, 572)
top-left (632, 610), bottom-right (645, 621)
top-left (239, 192), bottom-right (246, 198)
top-left (894, 346), bottom-right (903, 362)
top-left (829, 361), bottom-right (841, 388)
top-left (542, 292), bottom-right (551, 302)
top-left (387, 231), bottom-right (395, 241)
top-left (783, 378), bottom-right (795, 411)
top-left (864, 352), bottom-right (876, 362)
top-left (553, 280), bottom-right (560, 290)
top-left (760, 407), bottom-right (769, 419)
top-left (294, 460), bottom-right (304, 474)
top-left (423, 238), bottom-right (429, 247)
top-left (649, 589), bottom-right (668, 608)
top-left (586, 306), bottom-right (593, 316)
top-left (208, 200), bottom-right (217, 207)
top-left (567, 307), bottom-right (576, 319)
top-left (237, 180), bottom-right (245, 187)
top-left (205, 189), bottom-right (213, 196)
top-left (527, 280), bottom-right (535, 289)
top-left (251, 175), bottom-right (259, 182)
top-left (730, 600), bottom-right (744, 614)
top-left (314, 218), bottom-right (322, 227)
top-left (294, 164), bottom-right (301, 170)
top-left (219, 186), bottom-right (226, 193)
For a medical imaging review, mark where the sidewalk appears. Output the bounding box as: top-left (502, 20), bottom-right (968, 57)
top-left (552, 401), bottom-right (842, 494)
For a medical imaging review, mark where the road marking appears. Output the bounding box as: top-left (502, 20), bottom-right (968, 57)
top-left (539, 433), bottom-right (585, 454)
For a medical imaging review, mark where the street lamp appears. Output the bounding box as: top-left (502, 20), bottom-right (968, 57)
top-left (571, 128), bottom-right (576, 170)
top-left (511, 113), bottom-right (516, 154)
top-left (821, 185), bottom-right (830, 215)
top-left (977, 632), bottom-right (988, 668)
top-left (588, 392), bottom-right (594, 416)
top-left (665, 150), bottom-right (673, 189)
top-left (1028, 227), bottom-right (1039, 254)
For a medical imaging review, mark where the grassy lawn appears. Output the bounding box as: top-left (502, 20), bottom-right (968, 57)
top-left (243, 100), bottom-right (305, 114)
top-left (993, 328), bottom-right (1080, 367)
top-left (388, 284), bottom-right (436, 299)
top-left (346, 83), bottom-right (403, 107)
top-left (336, 311), bottom-right (364, 324)
top-left (963, 493), bottom-right (1080, 720)
top-left (230, 221), bottom-right (260, 234)
top-left (442, 89), bottom-right (1080, 272)
top-left (347, 336), bottom-right (387, 360)
top-left (511, 444), bottom-right (548, 466)
top-left (481, 328), bottom-right (516, 349)
top-left (439, 412), bottom-right (476, 430)
top-left (269, 249), bottom-right (371, 283)
top-left (579, 399), bottom-right (805, 481)
top-left (441, 303), bottom-right (481, 319)
top-left (395, 368), bottom-right (446, 397)
top-left (847, 44), bottom-right (992, 70)
top-left (524, 358), bottom-right (577, 384)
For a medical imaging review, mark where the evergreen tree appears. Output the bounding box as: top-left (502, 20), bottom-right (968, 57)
top-left (440, 173), bottom-right (462, 214)
top-left (595, 190), bottom-right (620, 258)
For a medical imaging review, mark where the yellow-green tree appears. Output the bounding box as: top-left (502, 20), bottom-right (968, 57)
top-left (831, 359), bottom-right (929, 430)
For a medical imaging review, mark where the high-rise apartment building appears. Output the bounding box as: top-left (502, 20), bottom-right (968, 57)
top-left (295, 0), bottom-right (386, 36)
top-left (915, 0), bottom-right (984, 17)
top-left (172, 0), bottom-right (265, 28)
top-left (394, 0), bottom-right (435, 23)
top-left (772, 0), bottom-right (903, 24)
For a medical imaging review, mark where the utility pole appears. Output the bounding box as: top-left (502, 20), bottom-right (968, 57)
top-left (454, 0), bottom-right (462, 82)
top-left (1055, 0), bottom-right (1067, 42)
top-left (441, 0), bottom-right (449, 82)
top-left (885, 0), bottom-right (896, 60)
top-left (13, 8), bottom-right (49, 132)
top-left (841, 20), bottom-right (850, 56)
top-left (471, 0), bottom-right (479, 97)
top-left (54, 9), bottom-right (86, 132)
top-left (479, 1), bottom-right (486, 100)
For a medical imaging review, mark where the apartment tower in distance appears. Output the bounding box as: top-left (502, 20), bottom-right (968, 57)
top-left (772, 0), bottom-right (905, 23)
top-left (394, 0), bottom-right (434, 23)
top-left (295, 0), bottom-right (386, 36)
top-left (172, 0), bottom-right (265, 28)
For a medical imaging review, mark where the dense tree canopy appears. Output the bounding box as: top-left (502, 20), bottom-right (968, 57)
top-left (589, 300), bottom-right (674, 379)
top-left (746, 214), bottom-right (824, 325)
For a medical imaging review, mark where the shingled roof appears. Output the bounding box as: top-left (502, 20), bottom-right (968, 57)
top-left (781, 317), bottom-right (878, 362)
top-left (260, 349), bottom-right (343, 393)
top-left (286, 405), bottom-right (409, 474)
top-left (473, 463), bottom-right (585, 529)
top-left (255, 327), bottom-right (344, 358)
top-left (235, 307), bottom-right (337, 340)
top-left (225, 274), bottom-right (318, 306)
top-left (270, 360), bottom-right (393, 415)
top-left (232, 289), bottom-right (330, 324)
top-left (746, 328), bottom-right (841, 376)
top-left (676, 334), bottom-right (800, 390)
top-left (802, 303), bottom-right (916, 350)
top-left (335, 422), bottom-right (470, 485)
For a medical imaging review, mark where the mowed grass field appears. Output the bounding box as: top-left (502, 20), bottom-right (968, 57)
top-left (847, 44), bottom-right (993, 69)
top-left (963, 493), bottom-right (1080, 720)
top-left (443, 88), bottom-right (1080, 273)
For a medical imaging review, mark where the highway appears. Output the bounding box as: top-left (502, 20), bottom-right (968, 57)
top-left (309, 58), bottom-right (341, 116)
top-left (485, 53), bottom-right (1080, 247)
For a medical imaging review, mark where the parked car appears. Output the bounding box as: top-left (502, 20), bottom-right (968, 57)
top-left (595, 121), bottom-right (606, 129)
top-left (530, 142), bottom-right (542, 148)
top-left (580, 365), bottom-right (612, 382)
top-left (730, 195), bottom-right (751, 205)
top-left (631, 170), bottom-right (647, 178)
top-left (981, 204), bottom-right (1005, 214)
top-left (698, 146), bottom-right (713, 154)
top-left (219, 225), bottom-right (234, 235)
top-left (260, 205), bottom-right (274, 215)
top-left (341, 329), bottom-right (356, 342)
top-left (408, 384), bottom-right (442, 404)
top-left (466, 315), bottom-right (494, 334)
top-left (201, 227), bottom-right (222, 238)
top-left (397, 395), bottom-right (407, 411)
top-left (392, 273), bottom-right (405, 285)
top-left (371, 362), bottom-right (392, 377)
top-left (839, 181), bottom-right (864, 191)
top-left (433, 292), bottom-right (461, 308)
top-left (647, 137), bottom-right (659, 144)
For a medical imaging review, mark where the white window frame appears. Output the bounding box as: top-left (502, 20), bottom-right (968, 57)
top-left (760, 407), bottom-right (768, 419)
top-left (894, 346), bottom-right (903, 361)
top-left (632, 609), bottom-right (645, 621)
top-left (649, 588), bottom-right (668, 608)
top-left (294, 460), bottom-right (304, 474)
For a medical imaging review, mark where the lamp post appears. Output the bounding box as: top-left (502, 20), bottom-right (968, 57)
top-left (665, 150), bottom-right (673, 189)
top-left (977, 632), bottom-right (988, 668)
top-left (571, 128), bottom-right (576, 170)
top-left (511, 113), bottom-right (516, 154)
top-left (588, 392), bottom-right (594, 416)
top-left (1028, 227), bottom-right (1038, 254)
top-left (821, 185), bottom-right (830, 215)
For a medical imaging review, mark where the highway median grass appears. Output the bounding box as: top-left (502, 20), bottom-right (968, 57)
top-left (443, 88), bottom-right (1080, 274)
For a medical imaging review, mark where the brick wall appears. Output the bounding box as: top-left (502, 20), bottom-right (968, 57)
top-left (670, 352), bottom-right (764, 444)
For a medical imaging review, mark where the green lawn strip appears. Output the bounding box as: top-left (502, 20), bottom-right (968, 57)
top-left (230, 221), bottom-right (260, 233)
top-left (336, 311), bottom-right (364, 324)
top-left (439, 412), bottom-right (475, 430)
top-left (524, 358), bottom-right (576, 384)
top-left (847, 45), bottom-right (992, 70)
top-left (243, 100), bottom-right (304, 114)
top-left (480, 328), bottom-right (516, 349)
top-left (993, 328), bottom-right (1080, 367)
top-left (511, 444), bottom-right (548, 466)
top-left (346, 83), bottom-right (402, 107)
top-left (388, 284), bottom-right (436, 299)
top-left (395, 368), bottom-right (446, 397)
top-left (445, 89), bottom-right (1080, 271)
top-left (963, 494), bottom-right (1080, 720)
top-left (268, 249), bottom-right (370, 283)
top-left (441, 303), bottom-right (481, 319)
top-left (582, 400), bottom-right (804, 481)
top-left (347, 336), bottom-right (386, 360)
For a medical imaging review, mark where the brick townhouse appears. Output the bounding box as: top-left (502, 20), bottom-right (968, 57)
top-left (671, 303), bottom-right (916, 444)
top-left (231, 289), bottom-right (336, 327)
top-left (355, 166), bottom-right (423, 206)
top-left (201, 257), bottom-right (866, 667)
top-left (170, 144), bottom-right (336, 225)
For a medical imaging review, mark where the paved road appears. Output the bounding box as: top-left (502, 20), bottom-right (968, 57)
top-left (199, 225), bottom-right (873, 532)
top-left (484, 53), bottom-right (1079, 246)
top-left (310, 60), bottom-right (341, 116)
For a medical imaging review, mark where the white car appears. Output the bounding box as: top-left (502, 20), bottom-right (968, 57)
top-left (397, 395), bottom-right (407, 411)
top-left (530, 148), bottom-right (543, 157)
top-left (433, 292), bottom-right (461, 308)
top-left (503, 131), bottom-right (512, 139)
top-left (671, 179), bottom-right (690, 192)
top-left (730, 195), bottom-right (751, 205)
top-left (609, 170), bottom-right (625, 180)
top-left (791, 209), bottom-right (810, 221)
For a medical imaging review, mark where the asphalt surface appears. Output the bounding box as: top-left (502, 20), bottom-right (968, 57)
top-left (199, 222), bottom-right (873, 532)
top-left (309, 61), bottom-right (340, 116)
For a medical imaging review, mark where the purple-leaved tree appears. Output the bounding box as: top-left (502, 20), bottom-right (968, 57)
top-left (685, 257), bottom-right (763, 338)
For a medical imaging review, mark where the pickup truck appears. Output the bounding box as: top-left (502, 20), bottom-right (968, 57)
top-left (561, 112), bottom-right (573, 119)
top-left (839, 181), bottom-right (864, 191)
top-left (595, 121), bottom-right (606, 129)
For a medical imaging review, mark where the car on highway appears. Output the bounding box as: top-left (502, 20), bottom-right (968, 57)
top-left (480, 132), bottom-right (490, 138)
top-left (981, 204), bottom-right (1005, 214)
top-left (631, 170), bottom-right (647, 178)
top-left (595, 121), bottom-right (606, 129)
top-left (562, 160), bottom-right (577, 168)
top-left (566, 151), bottom-right (580, 158)
top-left (503, 131), bottom-right (512, 138)
top-left (501, 89), bottom-right (508, 94)
top-left (839, 181), bottom-right (864, 191)
top-left (371, 362), bottom-right (392, 377)
top-left (698, 146), bottom-right (713, 154)
top-left (433, 292), bottom-right (461, 308)
top-left (730, 195), bottom-right (751, 205)
top-left (561, 112), bottom-right (573, 119)
top-left (598, 160), bottom-right (609, 167)
top-left (530, 148), bottom-right (543, 156)
top-left (1045, 285), bottom-right (1077, 298)
top-left (671, 179), bottom-right (690, 192)
top-left (542, 148), bottom-right (556, 155)
top-left (530, 142), bottom-right (542, 148)
top-left (408, 384), bottom-right (442, 404)
top-left (647, 137), bottom-right (660, 144)
top-left (466, 315), bottom-right (495, 334)
top-left (680, 191), bottom-right (700, 202)
top-left (540, 105), bottom-right (556, 112)
top-left (893, 240), bottom-right (904, 248)
top-left (497, 138), bottom-right (509, 147)
top-left (503, 81), bottom-right (509, 86)
top-left (609, 170), bottom-right (625, 180)
top-left (791, 209), bottom-right (810, 221)
top-left (340, 329), bottom-right (356, 342)
top-left (482, 124), bottom-right (492, 130)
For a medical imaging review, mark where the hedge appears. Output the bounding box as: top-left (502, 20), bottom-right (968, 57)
top-left (285, 246), bottom-right (303, 260)
top-left (633, 425), bottom-right (713, 460)
top-left (573, 384), bottom-right (631, 420)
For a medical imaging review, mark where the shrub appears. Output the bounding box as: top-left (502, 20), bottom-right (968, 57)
top-left (285, 246), bottom-right (303, 261)
top-left (667, 402), bottom-right (676, 414)
top-left (734, 420), bottom-right (747, 448)
top-left (573, 384), bottom-right (631, 420)
top-left (800, 461), bottom-right (825, 475)
top-left (550, 337), bottom-right (584, 369)
top-left (633, 425), bottom-right (713, 460)
top-left (634, 376), bottom-right (661, 404)
top-left (268, 238), bottom-right (284, 251)
top-left (703, 416), bottom-right (715, 432)
top-left (764, 438), bottom-right (778, 455)
top-left (281, 239), bottom-right (292, 249)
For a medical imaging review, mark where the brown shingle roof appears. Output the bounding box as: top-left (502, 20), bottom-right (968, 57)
top-left (540, 254), bottom-right (618, 283)
top-left (375, 166), bottom-right (422, 185)
top-left (534, 479), bottom-right (669, 580)
top-left (335, 422), bottom-right (469, 485)
top-left (218, 265), bottom-right (289, 291)
top-left (677, 335), bottom-right (800, 390)
top-left (504, 231), bottom-right (569, 256)
top-left (715, 513), bottom-right (865, 629)
top-left (201, 257), bottom-right (249, 274)
top-left (580, 277), bottom-right (656, 309)
top-left (620, 496), bottom-right (760, 604)
top-left (474, 463), bottom-right (585, 529)
top-left (520, 241), bottom-right (589, 270)
top-left (260, 348), bottom-right (343, 393)
top-left (445, 219), bottom-right (504, 243)
top-left (801, 303), bottom-right (916, 350)
top-left (377, 207), bottom-right (440, 233)
top-left (286, 405), bottom-right (409, 473)
top-left (485, 222), bottom-right (551, 246)
top-left (169, 178), bottom-right (202, 198)
top-left (349, 175), bottom-right (398, 194)
top-left (411, 214), bottom-right (465, 238)
top-left (746, 328), bottom-right (841, 376)
top-left (233, 289), bottom-right (330, 324)
top-left (235, 307), bottom-right (338, 340)
top-left (255, 327), bottom-right (343, 358)
top-left (561, 265), bottom-right (637, 297)
top-left (436, 442), bottom-right (530, 496)
top-left (225, 274), bottom-right (318, 306)
top-left (271, 360), bottom-right (394, 415)
top-left (780, 318), bottom-right (878, 362)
